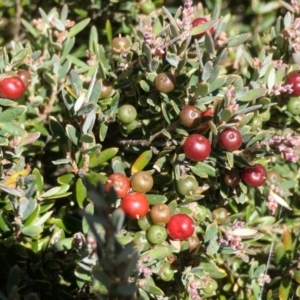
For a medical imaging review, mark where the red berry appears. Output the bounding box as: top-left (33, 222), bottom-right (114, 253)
top-left (202, 107), bottom-right (214, 117)
top-left (121, 192), bottom-right (149, 219)
top-left (105, 173), bottom-right (130, 198)
top-left (183, 134), bottom-right (211, 161)
top-left (218, 128), bottom-right (242, 151)
top-left (179, 105), bottom-right (202, 128)
top-left (167, 214), bottom-right (195, 240)
top-left (192, 18), bottom-right (214, 39)
top-left (197, 108), bottom-right (213, 134)
top-left (241, 164), bottom-right (267, 187)
top-left (224, 168), bottom-right (241, 187)
top-left (155, 72), bottom-right (176, 93)
top-left (0, 76), bottom-right (26, 99)
top-left (287, 73), bottom-right (300, 96)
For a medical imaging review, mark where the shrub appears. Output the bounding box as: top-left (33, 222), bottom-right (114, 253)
top-left (1, 0), bottom-right (300, 299)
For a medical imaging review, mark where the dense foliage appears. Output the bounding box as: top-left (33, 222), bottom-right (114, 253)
top-left (1, 0), bottom-right (300, 299)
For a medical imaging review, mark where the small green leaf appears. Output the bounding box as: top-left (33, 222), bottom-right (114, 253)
top-left (58, 59), bottom-right (72, 81)
top-left (61, 88), bottom-right (74, 111)
top-left (204, 222), bottom-right (218, 243)
top-left (61, 37), bottom-right (75, 61)
top-left (75, 266), bottom-right (92, 281)
top-left (190, 166), bottom-right (207, 178)
top-left (67, 54), bottom-right (88, 69)
top-left (60, 4), bottom-right (68, 22)
top-left (24, 205), bottom-right (40, 227)
top-left (74, 8), bottom-right (88, 17)
top-left (99, 122), bottom-right (108, 141)
top-left (205, 33), bottom-right (215, 57)
top-left (53, 237), bottom-right (74, 252)
top-left (89, 80), bottom-right (102, 104)
top-left (117, 236), bottom-right (133, 245)
top-left (80, 133), bottom-right (94, 143)
top-left (0, 122), bottom-right (26, 136)
top-left (140, 80), bottom-right (150, 92)
top-left (19, 132), bottom-right (41, 146)
top-left (209, 76), bottom-right (226, 93)
top-left (0, 98), bottom-right (18, 106)
top-left (241, 47), bottom-right (254, 67)
top-left (96, 147), bottom-right (119, 165)
top-left (67, 18), bottom-right (91, 38)
top-left (21, 19), bottom-right (38, 37)
top-left (22, 225), bottom-right (43, 237)
top-left (0, 183), bottom-right (23, 197)
top-left (220, 109), bottom-right (233, 122)
top-left (89, 26), bottom-right (99, 52)
top-left (131, 150), bottom-right (153, 174)
top-left (0, 215), bottom-right (11, 232)
top-left (138, 288), bottom-right (150, 300)
top-left (240, 88), bottom-right (267, 101)
top-left (153, 16), bottom-right (163, 35)
top-left (226, 33), bottom-right (251, 47)
top-left (226, 152), bottom-right (234, 168)
top-left (49, 117), bottom-right (68, 146)
top-left (275, 242), bottom-right (285, 265)
top-left (146, 194), bottom-right (168, 205)
top-left (33, 211), bottom-right (53, 226)
top-left (82, 110), bottom-right (95, 134)
top-left (19, 198), bottom-right (37, 220)
top-left (202, 61), bottom-right (214, 82)
top-left (40, 185), bottom-right (70, 198)
top-left (76, 178), bottom-right (87, 208)
top-left (105, 19), bottom-right (112, 44)
top-left (267, 67), bottom-right (276, 90)
top-left (166, 52), bottom-right (179, 68)
top-left (279, 278), bottom-right (292, 300)
top-left (196, 82), bottom-right (210, 97)
top-left (236, 104), bottom-right (262, 115)
top-left (82, 203), bottom-right (94, 234)
top-left (70, 69), bottom-right (83, 95)
top-left (191, 162), bottom-right (215, 178)
top-left (52, 159), bottom-right (70, 165)
top-left (65, 124), bottom-right (80, 145)
top-left (92, 268), bottom-right (110, 287)
top-left (235, 87), bottom-right (249, 99)
top-left (112, 156), bottom-right (126, 174)
top-left (141, 284), bottom-right (164, 296)
top-left (11, 49), bottom-right (29, 66)
top-left (53, 18), bottom-right (65, 31)
top-left (199, 262), bottom-right (226, 278)
top-left (206, 239), bottom-right (220, 255)
top-left (57, 174), bottom-right (75, 185)
top-left (38, 7), bottom-right (49, 24)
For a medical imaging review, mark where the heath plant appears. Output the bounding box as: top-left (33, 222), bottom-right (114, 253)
top-left (1, 0), bottom-right (300, 299)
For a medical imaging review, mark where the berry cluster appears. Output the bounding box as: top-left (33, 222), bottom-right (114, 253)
top-left (105, 172), bottom-right (196, 256)
top-left (179, 105), bottom-right (267, 188)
